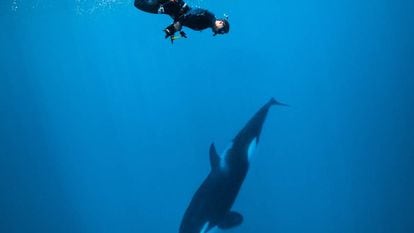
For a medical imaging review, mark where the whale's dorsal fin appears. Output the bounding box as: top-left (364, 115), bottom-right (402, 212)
top-left (209, 143), bottom-right (220, 170)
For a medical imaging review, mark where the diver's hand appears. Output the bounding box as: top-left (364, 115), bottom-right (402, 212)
top-left (179, 31), bottom-right (187, 38)
top-left (164, 24), bottom-right (186, 43)
top-left (164, 29), bottom-right (175, 39)
top-left (164, 24), bottom-right (176, 39)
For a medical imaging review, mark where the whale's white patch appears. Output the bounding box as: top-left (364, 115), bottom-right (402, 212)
top-left (247, 137), bottom-right (258, 161)
top-left (200, 222), bottom-right (209, 233)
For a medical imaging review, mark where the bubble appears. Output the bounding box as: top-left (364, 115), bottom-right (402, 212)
top-left (75, 0), bottom-right (130, 15)
top-left (11, 0), bottom-right (19, 11)
top-left (9, 0), bottom-right (55, 12)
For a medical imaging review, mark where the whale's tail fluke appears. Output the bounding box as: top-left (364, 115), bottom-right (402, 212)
top-left (268, 97), bottom-right (289, 107)
top-left (232, 97), bottom-right (286, 145)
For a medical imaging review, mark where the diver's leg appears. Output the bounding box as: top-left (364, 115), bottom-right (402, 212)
top-left (134, 0), bottom-right (169, 14)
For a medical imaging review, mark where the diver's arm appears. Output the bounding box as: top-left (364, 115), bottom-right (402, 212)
top-left (164, 21), bottom-right (182, 38)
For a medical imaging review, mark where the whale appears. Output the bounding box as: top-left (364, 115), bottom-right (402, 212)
top-left (179, 98), bottom-right (285, 233)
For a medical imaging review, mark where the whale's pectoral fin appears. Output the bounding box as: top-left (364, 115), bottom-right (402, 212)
top-left (217, 211), bottom-right (244, 229)
top-left (209, 143), bottom-right (220, 170)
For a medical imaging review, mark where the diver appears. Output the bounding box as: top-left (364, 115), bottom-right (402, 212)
top-left (134, 0), bottom-right (230, 42)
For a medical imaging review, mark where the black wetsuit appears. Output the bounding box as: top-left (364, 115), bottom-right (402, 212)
top-left (134, 0), bottom-right (217, 33)
top-left (175, 8), bottom-right (216, 32)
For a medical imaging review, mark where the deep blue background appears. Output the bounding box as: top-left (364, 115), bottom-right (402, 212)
top-left (1, 0), bottom-right (413, 232)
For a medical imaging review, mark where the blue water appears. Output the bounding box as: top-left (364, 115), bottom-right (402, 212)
top-left (1, 1), bottom-right (414, 233)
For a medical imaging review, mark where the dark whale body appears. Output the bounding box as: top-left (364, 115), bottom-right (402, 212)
top-left (179, 98), bottom-right (285, 233)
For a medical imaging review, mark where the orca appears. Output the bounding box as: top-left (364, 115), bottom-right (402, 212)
top-left (179, 98), bottom-right (286, 233)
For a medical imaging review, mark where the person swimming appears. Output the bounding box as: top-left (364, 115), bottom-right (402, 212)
top-left (134, 0), bottom-right (230, 42)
